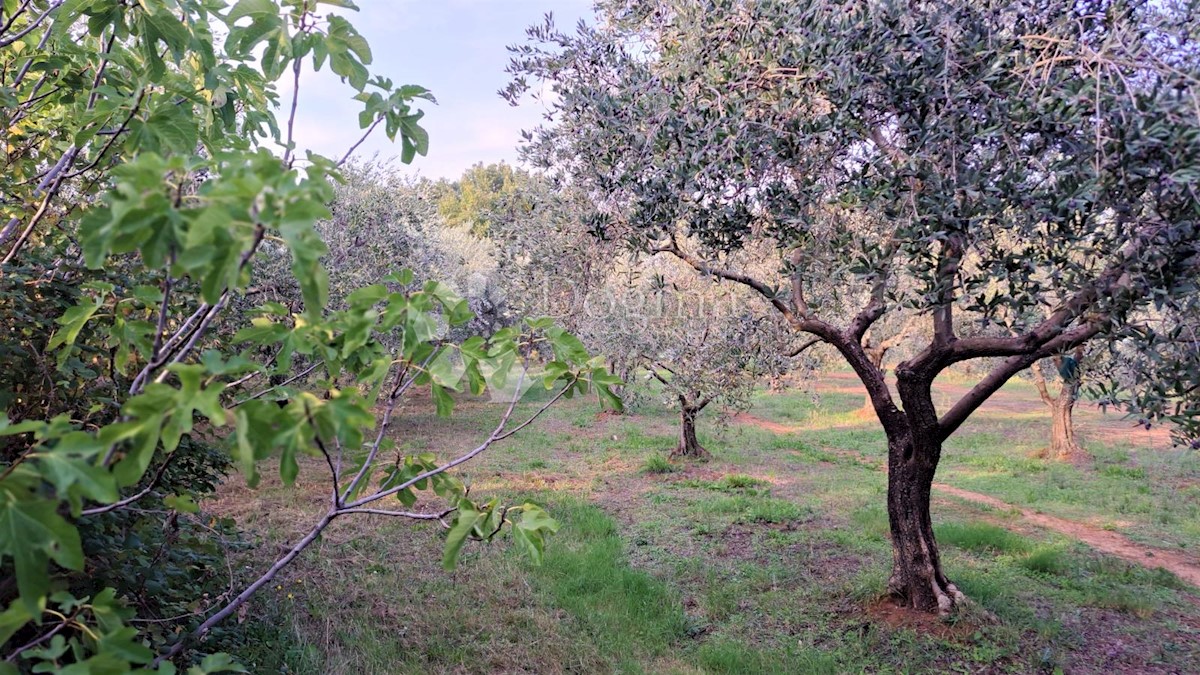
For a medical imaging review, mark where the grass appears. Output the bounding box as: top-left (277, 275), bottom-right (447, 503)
top-left (215, 375), bottom-right (1200, 674)
top-left (1020, 545), bottom-right (1070, 575)
top-left (641, 452), bottom-right (677, 474)
top-left (528, 500), bottom-right (691, 665)
top-left (935, 521), bottom-right (1032, 555)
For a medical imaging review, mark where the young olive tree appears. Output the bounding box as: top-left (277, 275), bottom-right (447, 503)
top-left (586, 257), bottom-right (791, 457)
top-left (507, 0), bottom-right (1200, 614)
top-left (0, 1), bottom-right (617, 670)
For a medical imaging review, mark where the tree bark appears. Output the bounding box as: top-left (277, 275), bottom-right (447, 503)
top-left (1049, 387), bottom-right (1082, 459)
top-left (673, 405), bottom-right (708, 458)
top-left (1033, 366), bottom-right (1083, 459)
top-left (886, 372), bottom-right (964, 615)
top-left (884, 432), bottom-right (964, 614)
top-left (859, 345), bottom-right (888, 417)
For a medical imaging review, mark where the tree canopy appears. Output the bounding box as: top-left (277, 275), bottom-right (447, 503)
top-left (0, 1), bottom-right (617, 670)
top-left (507, 0), bottom-right (1200, 613)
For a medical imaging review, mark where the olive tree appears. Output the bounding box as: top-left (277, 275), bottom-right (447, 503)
top-left (507, 0), bottom-right (1200, 614)
top-left (248, 161), bottom-right (510, 337)
top-left (583, 256), bottom-right (791, 457)
top-left (452, 164), bottom-right (619, 335)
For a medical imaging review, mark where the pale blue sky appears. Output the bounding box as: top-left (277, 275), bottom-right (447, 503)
top-left (289, 0), bottom-right (593, 179)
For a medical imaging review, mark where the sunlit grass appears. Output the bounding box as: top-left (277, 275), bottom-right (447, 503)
top-left (218, 374), bottom-right (1200, 673)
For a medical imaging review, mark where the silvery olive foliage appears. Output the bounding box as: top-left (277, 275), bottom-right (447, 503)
top-left (467, 166), bottom-right (793, 422)
top-left (507, 0), bottom-right (1200, 613)
top-left (590, 255), bottom-right (792, 455)
top-left (247, 161), bottom-right (509, 340)
top-left (462, 166), bottom-right (621, 334)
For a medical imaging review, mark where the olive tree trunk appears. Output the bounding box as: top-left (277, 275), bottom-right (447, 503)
top-left (673, 404), bottom-right (708, 458)
top-left (1049, 394), bottom-right (1081, 459)
top-left (884, 431), bottom-right (964, 613)
top-left (877, 374), bottom-right (962, 614)
top-left (859, 344), bottom-right (888, 417)
top-left (1033, 367), bottom-right (1083, 459)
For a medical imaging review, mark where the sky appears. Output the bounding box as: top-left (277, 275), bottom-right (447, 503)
top-left (288, 0), bottom-right (594, 180)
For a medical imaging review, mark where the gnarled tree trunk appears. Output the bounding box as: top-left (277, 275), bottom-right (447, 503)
top-left (884, 431), bottom-right (964, 614)
top-left (1033, 362), bottom-right (1083, 460)
top-left (884, 373), bottom-right (964, 615)
top-left (673, 404), bottom-right (708, 458)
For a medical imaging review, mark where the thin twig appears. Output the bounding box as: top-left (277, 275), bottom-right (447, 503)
top-left (304, 403), bottom-right (342, 508)
top-left (3, 617), bottom-right (68, 662)
top-left (149, 268), bottom-right (173, 362)
top-left (225, 347), bottom-right (285, 391)
top-left (0, 1), bottom-right (34, 40)
top-left (345, 368), bottom-right (540, 509)
top-left (153, 509), bottom-right (338, 666)
top-left (81, 452), bottom-right (178, 517)
top-left (338, 507), bottom-right (456, 521)
top-left (232, 361), bottom-right (322, 406)
top-left (495, 376), bottom-right (576, 441)
top-left (337, 115), bottom-right (383, 168)
top-left (282, 58), bottom-right (302, 168)
top-left (338, 354), bottom-right (430, 503)
top-left (63, 88), bottom-right (147, 179)
top-left (0, 0), bottom-right (63, 49)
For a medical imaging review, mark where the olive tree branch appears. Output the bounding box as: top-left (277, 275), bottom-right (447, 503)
top-left (655, 236), bottom-right (798, 325)
top-left (938, 322), bottom-right (1104, 440)
top-left (787, 337), bottom-right (822, 357)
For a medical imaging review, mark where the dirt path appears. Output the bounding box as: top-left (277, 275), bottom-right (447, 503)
top-left (733, 412), bottom-right (1200, 590)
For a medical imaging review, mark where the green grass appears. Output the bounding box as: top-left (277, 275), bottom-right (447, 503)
top-left (221, 379), bottom-right (1200, 674)
top-left (693, 640), bottom-right (842, 674)
top-left (533, 501), bottom-right (689, 663)
top-left (641, 452), bottom-right (677, 474)
top-left (1020, 545), bottom-right (1070, 575)
top-left (678, 473), bottom-right (769, 493)
top-left (753, 380), bottom-right (1200, 553)
top-left (935, 521), bottom-right (1032, 555)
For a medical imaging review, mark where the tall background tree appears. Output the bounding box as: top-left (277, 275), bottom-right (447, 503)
top-left (507, 0), bottom-right (1200, 614)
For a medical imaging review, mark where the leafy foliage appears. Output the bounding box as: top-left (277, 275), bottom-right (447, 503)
top-left (0, 0), bottom-right (618, 670)
top-left (508, 0), bottom-right (1200, 612)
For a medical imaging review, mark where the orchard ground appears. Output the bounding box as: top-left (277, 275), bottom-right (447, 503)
top-left (210, 373), bottom-right (1200, 674)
